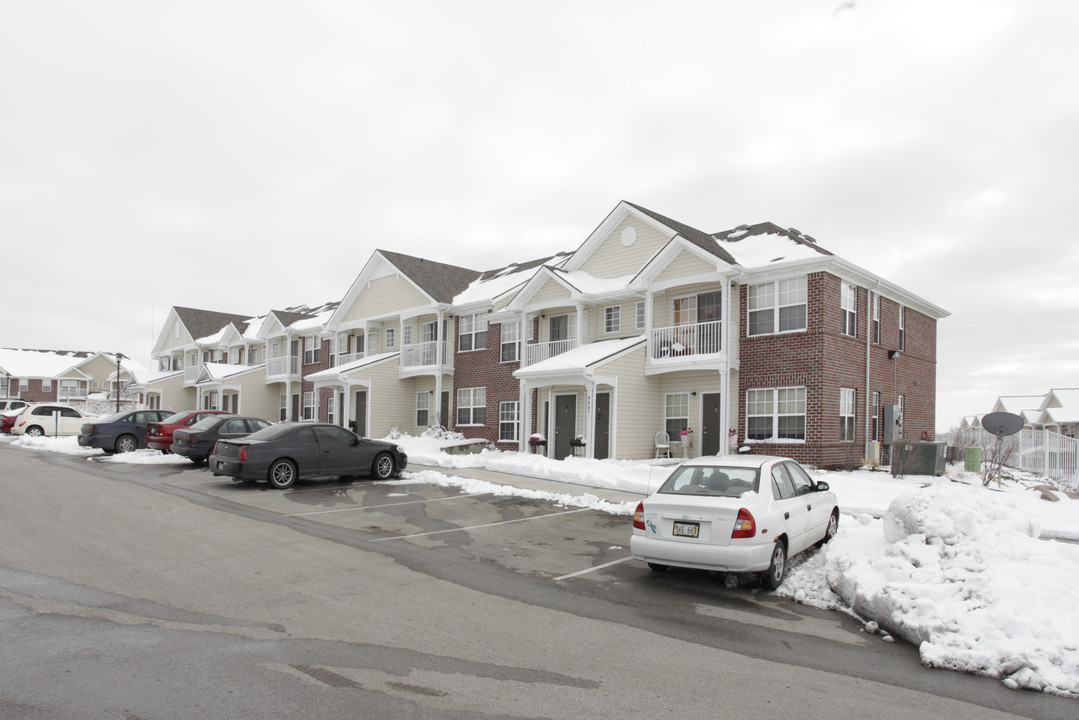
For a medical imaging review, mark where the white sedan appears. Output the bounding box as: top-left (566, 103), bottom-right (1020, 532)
top-left (630, 454), bottom-right (839, 589)
top-left (11, 403), bottom-right (90, 437)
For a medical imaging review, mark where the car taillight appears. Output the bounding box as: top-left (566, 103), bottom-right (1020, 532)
top-left (238, 446), bottom-right (247, 461)
top-left (633, 502), bottom-right (646, 530)
top-left (88, 426), bottom-right (98, 434)
top-left (186, 436), bottom-right (195, 446)
top-left (731, 508), bottom-right (756, 538)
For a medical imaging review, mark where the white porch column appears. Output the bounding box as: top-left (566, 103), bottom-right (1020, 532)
top-left (519, 380), bottom-right (531, 453)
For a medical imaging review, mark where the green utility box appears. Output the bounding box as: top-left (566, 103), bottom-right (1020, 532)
top-left (964, 446), bottom-right (982, 473)
top-left (897, 441), bottom-right (948, 476)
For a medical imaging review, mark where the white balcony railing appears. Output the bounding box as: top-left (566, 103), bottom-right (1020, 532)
top-left (266, 356), bottom-right (301, 379)
top-left (523, 338), bottom-right (578, 367)
top-left (184, 366), bottom-right (200, 385)
top-left (650, 320), bottom-right (722, 360)
top-left (401, 341), bottom-right (446, 368)
top-left (338, 352), bottom-right (365, 366)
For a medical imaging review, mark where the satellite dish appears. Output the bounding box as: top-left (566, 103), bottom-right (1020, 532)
top-left (980, 412), bottom-right (1023, 437)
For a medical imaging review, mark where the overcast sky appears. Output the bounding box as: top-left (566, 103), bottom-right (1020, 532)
top-left (3, 1), bottom-right (1076, 431)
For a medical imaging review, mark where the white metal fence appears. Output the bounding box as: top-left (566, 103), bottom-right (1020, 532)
top-left (944, 427), bottom-right (1078, 486)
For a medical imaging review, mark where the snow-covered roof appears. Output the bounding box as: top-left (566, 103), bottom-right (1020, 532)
top-left (993, 394), bottom-right (1047, 415)
top-left (0, 348), bottom-right (109, 378)
top-left (715, 223), bottom-right (831, 267)
top-left (514, 337), bottom-right (645, 380)
top-left (306, 351), bottom-right (401, 381)
top-left (549, 268), bottom-right (635, 297)
top-left (1039, 388), bottom-right (1079, 424)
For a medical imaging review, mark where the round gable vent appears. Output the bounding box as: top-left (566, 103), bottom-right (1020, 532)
top-left (620, 226), bottom-right (637, 247)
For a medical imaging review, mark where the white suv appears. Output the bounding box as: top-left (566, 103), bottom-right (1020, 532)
top-left (12, 403), bottom-right (90, 437)
top-left (0, 398), bottom-right (30, 412)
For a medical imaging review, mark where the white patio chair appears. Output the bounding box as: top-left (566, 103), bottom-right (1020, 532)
top-left (655, 431), bottom-right (671, 458)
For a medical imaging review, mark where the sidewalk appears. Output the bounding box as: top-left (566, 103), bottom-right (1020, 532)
top-left (407, 463), bottom-right (649, 505)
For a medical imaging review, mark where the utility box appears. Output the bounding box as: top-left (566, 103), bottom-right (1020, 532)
top-left (882, 405), bottom-right (903, 445)
top-left (898, 441), bottom-right (947, 476)
top-left (964, 446), bottom-right (982, 473)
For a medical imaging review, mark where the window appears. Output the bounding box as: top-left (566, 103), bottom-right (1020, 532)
top-left (416, 392), bottom-right (430, 427)
top-left (604, 305), bottom-right (621, 333)
top-left (303, 336), bottom-right (321, 365)
top-left (499, 401), bottom-right (519, 442)
top-left (327, 394), bottom-right (336, 425)
top-left (673, 296), bottom-right (696, 326)
top-left (402, 325), bottom-right (412, 347)
top-left (42, 379), bottom-right (52, 392)
top-left (459, 314), bottom-right (487, 352)
top-left (664, 393), bottom-right (690, 440)
top-left (840, 388), bottom-right (856, 441)
top-left (748, 277), bottom-right (807, 336)
top-left (841, 282), bottom-right (857, 337)
top-left (279, 394), bottom-right (287, 422)
top-left (249, 345), bottom-right (260, 365)
top-left (871, 392), bottom-right (880, 440)
top-left (898, 307), bottom-right (906, 351)
top-left (872, 294), bottom-right (880, 344)
top-left (456, 387), bottom-right (486, 425)
top-left (746, 387), bottom-right (806, 441)
top-left (500, 322), bottom-right (519, 363)
top-left (636, 301), bottom-right (646, 330)
top-left (385, 328), bottom-right (395, 348)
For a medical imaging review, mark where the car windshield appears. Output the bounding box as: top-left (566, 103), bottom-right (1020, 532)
top-left (658, 465), bottom-right (760, 497)
top-left (160, 412), bottom-right (190, 424)
top-left (243, 423), bottom-right (298, 442)
top-left (189, 416), bottom-right (226, 431)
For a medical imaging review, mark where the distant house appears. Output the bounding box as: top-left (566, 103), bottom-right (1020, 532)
top-left (0, 348), bottom-right (142, 404)
top-left (1034, 389), bottom-right (1079, 438)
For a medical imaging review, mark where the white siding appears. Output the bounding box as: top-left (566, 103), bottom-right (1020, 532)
top-left (341, 275), bottom-right (428, 325)
top-left (581, 218), bottom-right (669, 278)
top-left (592, 345), bottom-right (656, 459)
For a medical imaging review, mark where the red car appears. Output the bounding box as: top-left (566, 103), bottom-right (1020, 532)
top-left (146, 410), bottom-right (232, 452)
top-left (1, 410), bottom-right (23, 434)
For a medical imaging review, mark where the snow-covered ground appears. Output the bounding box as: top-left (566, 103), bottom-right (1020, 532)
top-left (5, 429), bottom-right (1078, 698)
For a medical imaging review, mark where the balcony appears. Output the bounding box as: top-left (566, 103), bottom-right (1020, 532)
top-left (401, 341), bottom-right (447, 369)
top-left (649, 320), bottom-right (722, 361)
top-left (183, 365), bottom-right (200, 386)
top-left (523, 338), bottom-right (578, 367)
top-left (58, 387), bottom-right (88, 400)
top-left (266, 356), bottom-right (301, 381)
top-left (338, 352), bottom-right (365, 366)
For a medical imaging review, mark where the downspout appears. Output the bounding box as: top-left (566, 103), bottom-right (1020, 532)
top-left (865, 283), bottom-right (880, 461)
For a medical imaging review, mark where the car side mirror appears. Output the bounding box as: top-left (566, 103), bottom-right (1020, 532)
top-left (351, 437), bottom-right (360, 446)
top-left (815, 481), bottom-right (830, 492)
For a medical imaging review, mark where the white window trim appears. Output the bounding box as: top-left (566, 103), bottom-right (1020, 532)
top-left (604, 305), bottom-right (621, 334)
top-left (416, 392), bottom-right (430, 427)
top-left (841, 282), bottom-right (857, 338)
top-left (872, 294), bottom-right (881, 344)
top-left (459, 314), bottom-right (488, 352)
top-left (746, 386), bottom-right (807, 443)
top-left (498, 401), bottom-right (519, 443)
top-left (748, 277), bottom-right (808, 337)
top-left (456, 387), bottom-right (486, 426)
top-left (500, 322), bottom-right (519, 363)
top-left (635, 301), bottom-right (646, 330)
top-left (840, 388), bottom-right (856, 442)
top-left (302, 391), bottom-right (315, 421)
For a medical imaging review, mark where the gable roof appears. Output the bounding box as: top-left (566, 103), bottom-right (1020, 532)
top-left (378, 250), bottom-right (481, 304)
top-left (1039, 388), bottom-right (1079, 424)
top-left (174, 307), bottom-right (253, 344)
top-left (0, 348), bottom-right (115, 378)
top-left (712, 222), bottom-right (834, 266)
top-left (624, 202), bottom-right (739, 266)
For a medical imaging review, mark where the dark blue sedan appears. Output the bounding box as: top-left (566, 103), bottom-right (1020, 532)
top-left (171, 415), bottom-right (273, 464)
top-left (78, 409), bottom-right (173, 453)
top-left (209, 422), bottom-right (407, 489)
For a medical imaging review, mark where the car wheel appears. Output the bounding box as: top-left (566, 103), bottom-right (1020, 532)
top-left (26, 426), bottom-right (44, 437)
top-left (268, 459), bottom-right (297, 489)
top-left (647, 562), bottom-right (669, 572)
top-left (115, 435), bottom-right (137, 453)
top-left (761, 540), bottom-right (787, 590)
top-left (372, 453), bottom-right (395, 480)
top-left (818, 509), bottom-right (839, 547)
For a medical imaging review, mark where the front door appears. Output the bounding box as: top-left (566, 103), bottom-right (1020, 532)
top-left (440, 391), bottom-right (449, 428)
top-left (594, 392), bottom-right (610, 460)
top-left (554, 395), bottom-right (576, 460)
top-left (354, 390), bottom-right (368, 437)
top-left (701, 392), bottom-right (721, 455)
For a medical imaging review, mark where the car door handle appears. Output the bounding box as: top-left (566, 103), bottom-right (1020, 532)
top-left (806, 504), bottom-right (813, 511)
top-left (784, 512), bottom-right (790, 520)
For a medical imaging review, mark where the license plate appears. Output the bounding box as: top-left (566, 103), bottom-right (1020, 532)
top-left (673, 521), bottom-right (699, 538)
top-left (216, 461), bottom-right (225, 471)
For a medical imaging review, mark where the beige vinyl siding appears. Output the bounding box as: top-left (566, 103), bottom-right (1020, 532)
top-left (536, 306), bottom-right (577, 343)
top-left (655, 250), bottom-right (716, 284)
top-left (659, 370), bottom-right (731, 459)
top-left (230, 370), bottom-right (279, 419)
top-left (363, 361), bottom-right (417, 438)
top-left (162, 320), bottom-right (192, 352)
top-left (147, 373), bottom-right (196, 412)
top-left (530, 276), bottom-right (572, 306)
top-left (78, 355), bottom-right (116, 386)
top-left (592, 345), bottom-right (656, 459)
top-left (593, 300), bottom-right (635, 339)
top-left (341, 275), bottom-right (428, 325)
top-left (584, 219), bottom-right (669, 278)
top-left (651, 282), bottom-right (727, 328)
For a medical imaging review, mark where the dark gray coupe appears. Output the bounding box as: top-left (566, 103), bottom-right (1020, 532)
top-left (208, 422), bottom-right (407, 489)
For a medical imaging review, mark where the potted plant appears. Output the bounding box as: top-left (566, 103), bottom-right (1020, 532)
top-left (679, 428), bottom-right (693, 447)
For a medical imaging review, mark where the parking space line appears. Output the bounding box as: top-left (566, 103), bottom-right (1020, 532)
top-left (553, 556), bottom-right (635, 582)
top-left (371, 507), bottom-right (591, 542)
top-left (285, 493), bottom-right (489, 517)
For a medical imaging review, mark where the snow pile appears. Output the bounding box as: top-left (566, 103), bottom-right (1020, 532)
top-left (811, 484), bottom-right (1079, 696)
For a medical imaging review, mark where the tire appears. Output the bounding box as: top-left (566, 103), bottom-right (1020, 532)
top-left (372, 453), bottom-right (395, 480)
top-left (818, 509), bottom-right (839, 547)
top-left (26, 426), bottom-right (44, 437)
top-left (115, 435), bottom-right (138, 454)
top-left (268, 459), bottom-right (297, 489)
top-left (647, 562), bottom-right (669, 572)
top-left (761, 540), bottom-right (787, 590)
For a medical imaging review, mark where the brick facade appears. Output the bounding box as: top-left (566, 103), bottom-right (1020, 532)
top-left (452, 319), bottom-right (523, 446)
